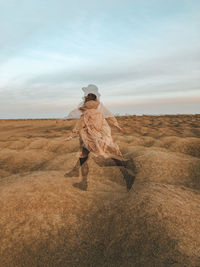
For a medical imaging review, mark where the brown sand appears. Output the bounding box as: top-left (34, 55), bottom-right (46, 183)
top-left (0, 115), bottom-right (200, 267)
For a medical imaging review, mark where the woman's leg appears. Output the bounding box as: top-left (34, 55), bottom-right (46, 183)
top-left (111, 158), bottom-right (136, 191)
top-left (93, 155), bottom-right (136, 191)
top-left (93, 155), bottom-right (123, 167)
top-left (94, 155), bottom-right (134, 169)
top-left (64, 159), bottom-right (80, 177)
top-left (73, 148), bottom-right (90, 190)
top-left (79, 147), bottom-right (90, 179)
top-left (64, 147), bottom-right (90, 178)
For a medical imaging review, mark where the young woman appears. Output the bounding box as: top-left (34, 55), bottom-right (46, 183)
top-left (63, 92), bottom-right (136, 191)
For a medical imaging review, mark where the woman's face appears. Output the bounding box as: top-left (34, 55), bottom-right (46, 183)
top-left (85, 93), bottom-right (96, 101)
top-left (85, 95), bottom-right (89, 101)
top-left (85, 94), bottom-right (91, 101)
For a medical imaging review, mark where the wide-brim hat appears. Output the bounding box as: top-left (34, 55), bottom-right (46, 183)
top-left (82, 84), bottom-right (101, 98)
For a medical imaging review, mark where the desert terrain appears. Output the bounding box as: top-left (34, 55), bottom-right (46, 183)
top-left (0, 114), bottom-right (200, 267)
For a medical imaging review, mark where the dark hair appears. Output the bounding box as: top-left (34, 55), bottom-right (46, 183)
top-left (84, 93), bottom-right (97, 103)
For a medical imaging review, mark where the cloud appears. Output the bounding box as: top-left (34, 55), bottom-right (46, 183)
top-left (0, 0), bottom-right (200, 118)
top-left (12, 45), bottom-right (199, 98)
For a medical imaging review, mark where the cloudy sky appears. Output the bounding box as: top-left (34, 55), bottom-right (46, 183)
top-left (0, 0), bottom-right (200, 119)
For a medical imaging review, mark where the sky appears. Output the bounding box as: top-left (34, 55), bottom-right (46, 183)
top-left (0, 0), bottom-right (200, 119)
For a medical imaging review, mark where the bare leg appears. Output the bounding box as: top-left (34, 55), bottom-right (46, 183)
top-left (73, 156), bottom-right (89, 191)
top-left (93, 156), bottom-right (117, 167)
top-left (94, 155), bottom-right (136, 191)
top-left (64, 146), bottom-right (90, 178)
top-left (72, 147), bottom-right (90, 190)
top-left (112, 158), bottom-right (137, 171)
top-left (94, 156), bottom-right (136, 172)
top-left (111, 158), bottom-right (136, 191)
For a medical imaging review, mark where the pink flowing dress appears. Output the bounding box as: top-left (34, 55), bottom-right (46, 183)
top-left (71, 100), bottom-right (123, 160)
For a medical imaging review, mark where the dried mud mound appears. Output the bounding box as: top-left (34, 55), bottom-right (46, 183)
top-left (0, 115), bottom-right (200, 267)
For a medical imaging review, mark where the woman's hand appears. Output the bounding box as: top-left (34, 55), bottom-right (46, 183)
top-left (118, 126), bottom-right (126, 133)
top-left (65, 135), bottom-right (72, 141)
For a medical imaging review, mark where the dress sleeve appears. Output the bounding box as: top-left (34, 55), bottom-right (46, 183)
top-left (97, 102), bottom-right (120, 128)
top-left (106, 116), bottom-right (120, 128)
top-left (64, 108), bottom-right (82, 119)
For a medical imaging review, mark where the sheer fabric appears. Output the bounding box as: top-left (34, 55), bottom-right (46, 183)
top-left (68, 100), bottom-right (122, 159)
top-left (65, 101), bottom-right (117, 119)
top-left (64, 85), bottom-right (122, 159)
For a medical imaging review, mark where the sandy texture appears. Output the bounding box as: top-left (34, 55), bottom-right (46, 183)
top-left (0, 115), bottom-right (200, 267)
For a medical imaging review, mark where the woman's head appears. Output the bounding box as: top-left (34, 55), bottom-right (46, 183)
top-left (84, 93), bottom-right (97, 103)
top-left (82, 84), bottom-right (101, 100)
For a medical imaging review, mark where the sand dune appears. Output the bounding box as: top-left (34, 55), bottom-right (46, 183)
top-left (0, 115), bottom-right (200, 266)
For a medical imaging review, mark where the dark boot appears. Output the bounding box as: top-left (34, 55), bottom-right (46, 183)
top-left (73, 176), bottom-right (88, 191)
top-left (125, 172), bottom-right (136, 191)
top-left (123, 159), bottom-right (137, 174)
top-left (119, 166), bottom-right (136, 192)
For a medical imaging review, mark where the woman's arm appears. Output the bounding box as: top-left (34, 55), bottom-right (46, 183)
top-left (106, 117), bottom-right (126, 133)
top-left (106, 116), bottom-right (119, 127)
top-left (65, 118), bottom-right (83, 141)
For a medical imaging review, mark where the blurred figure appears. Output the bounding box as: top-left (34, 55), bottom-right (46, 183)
top-left (58, 85), bottom-right (136, 191)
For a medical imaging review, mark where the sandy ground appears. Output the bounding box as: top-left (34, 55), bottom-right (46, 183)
top-left (0, 115), bottom-right (200, 267)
